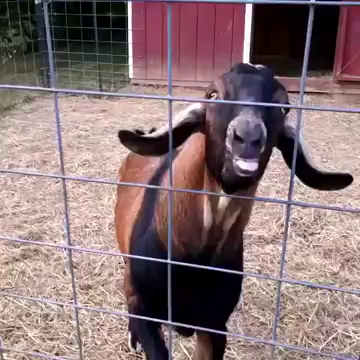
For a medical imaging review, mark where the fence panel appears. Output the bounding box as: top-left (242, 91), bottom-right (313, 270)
top-left (0, 0), bottom-right (360, 360)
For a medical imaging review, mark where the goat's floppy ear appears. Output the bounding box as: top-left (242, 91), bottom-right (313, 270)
top-left (277, 118), bottom-right (353, 191)
top-left (271, 78), bottom-right (290, 117)
top-left (118, 103), bottom-right (205, 156)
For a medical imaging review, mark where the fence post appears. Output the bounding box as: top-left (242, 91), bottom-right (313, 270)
top-left (41, 0), bottom-right (83, 358)
top-left (34, 0), bottom-right (49, 87)
top-left (0, 336), bottom-right (4, 360)
top-left (92, 0), bottom-right (102, 92)
top-left (270, 2), bottom-right (316, 358)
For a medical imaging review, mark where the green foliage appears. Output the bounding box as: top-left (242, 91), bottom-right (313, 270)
top-left (0, 2), bottom-right (36, 65)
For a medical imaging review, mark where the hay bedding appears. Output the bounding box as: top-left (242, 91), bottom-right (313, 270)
top-left (0, 86), bottom-right (359, 360)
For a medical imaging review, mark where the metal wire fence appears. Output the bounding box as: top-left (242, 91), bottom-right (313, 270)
top-left (0, 0), bottom-right (360, 359)
top-left (0, 0), bottom-right (128, 112)
top-left (43, 0), bottom-right (129, 91)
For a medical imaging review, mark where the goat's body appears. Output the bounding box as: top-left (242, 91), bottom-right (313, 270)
top-left (116, 133), bottom-right (256, 359)
top-left (115, 62), bottom-right (353, 359)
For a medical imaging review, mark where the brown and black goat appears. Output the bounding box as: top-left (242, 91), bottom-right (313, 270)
top-left (115, 63), bottom-right (353, 360)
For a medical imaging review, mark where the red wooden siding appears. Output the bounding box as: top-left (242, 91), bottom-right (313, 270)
top-left (178, 3), bottom-right (198, 80)
top-left (145, 3), bottom-right (163, 79)
top-left (334, 0), bottom-right (360, 81)
top-left (196, 4), bottom-right (216, 81)
top-left (132, 2), bottom-right (146, 78)
top-left (132, 2), bottom-right (246, 83)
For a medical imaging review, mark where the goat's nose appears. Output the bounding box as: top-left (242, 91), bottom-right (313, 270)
top-left (233, 123), bottom-right (263, 146)
top-left (233, 128), bottom-right (245, 144)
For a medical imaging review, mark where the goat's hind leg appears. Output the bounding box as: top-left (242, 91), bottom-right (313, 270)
top-left (129, 316), bottom-right (169, 360)
top-left (127, 302), bottom-right (168, 359)
top-left (124, 265), bottom-right (142, 353)
top-left (194, 329), bottom-right (226, 360)
top-left (123, 263), bottom-right (168, 359)
top-left (128, 317), bottom-right (141, 353)
top-left (126, 296), bottom-right (168, 358)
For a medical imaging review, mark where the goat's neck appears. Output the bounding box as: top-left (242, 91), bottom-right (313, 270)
top-left (201, 167), bottom-right (257, 255)
top-left (161, 133), bottom-right (258, 258)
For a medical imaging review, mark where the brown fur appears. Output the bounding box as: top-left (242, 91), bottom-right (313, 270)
top-left (115, 132), bottom-right (259, 357)
top-left (194, 332), bottom-right (213, 360)
top-left (116, 132), bottom-right (257, 262)
top-left (115, 152), bottom-right (162, 255)
top-left (115, 153), bottom-right (162, 310)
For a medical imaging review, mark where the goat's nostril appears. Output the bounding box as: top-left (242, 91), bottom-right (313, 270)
top-left (233, 131), bottom-right (244, 144)
top-left (251, 138), bottom-right (262, 147)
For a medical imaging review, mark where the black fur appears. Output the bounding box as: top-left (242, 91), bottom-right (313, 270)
top-left (204, 64), bottom-right (285, 194)
top-left (133, 127), bottom-right (157, 136)
top-left (128, 147), bottom-right (243, 359)
top-left (119, 120), bottom-right (204, 157)
top-left (277, 124), bottom-right (353, 190)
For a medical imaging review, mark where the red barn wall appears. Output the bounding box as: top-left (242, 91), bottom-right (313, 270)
top-left (131, 2), bottom-right (246, 84)
top-left (334, 1), bottom-right (360, 81)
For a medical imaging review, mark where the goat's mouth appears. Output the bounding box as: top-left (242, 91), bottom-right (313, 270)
top-left (232, 157), bottom-right (259, 177)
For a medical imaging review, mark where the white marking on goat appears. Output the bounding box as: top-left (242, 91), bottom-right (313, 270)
top-left (202, 195), bottom-right (213, 242)
top-left (216, 191), bottom-right (231, 224)
top-left (225, 120), bottom-right (236, 152)
top-left (254, 64), bottom-right (266, 70)
top-left (223, 207), bottom-right (242, 233)
top-left (128, 333), bottom-right (141, 353)
top-left (144, 102), bottom-right (204, 138)
top-left (260, 121), bottom-right (267, 153)
top-left (246, 62), bottom-right (266, 71)
top-left (215, 193), bottom-right (243, 252)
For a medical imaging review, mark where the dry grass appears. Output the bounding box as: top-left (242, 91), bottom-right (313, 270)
top-left (0, 86), bottom-right (360, 360)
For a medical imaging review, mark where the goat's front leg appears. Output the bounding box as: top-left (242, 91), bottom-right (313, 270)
top-left (194, 329), bottom-right (226, 360)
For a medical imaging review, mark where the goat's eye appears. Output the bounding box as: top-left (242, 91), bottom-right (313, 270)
top-left (208, 91), bottom-right (218, 100)
top-left (233, 132), bottom-right (244, 143)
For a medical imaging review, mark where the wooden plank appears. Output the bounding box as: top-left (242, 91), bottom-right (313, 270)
top-left (334, 0), bottom-right (360, 82)
top-left (145, 2), bottom-right (163, 79)
top-left (163, 3), bottom-right (180, 81)
top-left (178, 3), bottom-right (197, 81)
top-left (213, 4), bottom-right (234, 79)
top-left (132, 1), bottom-right (246, 83)
top-left (132, 2), bottom-right (146, 79)
top-left (196, 3), bottom-right (216, 82)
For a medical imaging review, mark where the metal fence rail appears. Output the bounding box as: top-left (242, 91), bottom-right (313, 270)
top-left (0, 0), bottom-right (359, 359)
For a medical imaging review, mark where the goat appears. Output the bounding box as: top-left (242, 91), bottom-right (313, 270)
top-left (115, 62), bottom-right (353, 360)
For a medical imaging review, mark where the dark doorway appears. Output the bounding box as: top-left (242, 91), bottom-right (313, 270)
top-left (251, 4), bottom-right (340, 77)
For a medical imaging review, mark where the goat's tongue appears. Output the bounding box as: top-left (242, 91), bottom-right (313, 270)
top-left (234, 159), bottom-right (259, 173)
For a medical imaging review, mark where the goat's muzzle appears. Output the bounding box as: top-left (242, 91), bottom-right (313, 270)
top-left (226, 114), bottom-right (266, 178)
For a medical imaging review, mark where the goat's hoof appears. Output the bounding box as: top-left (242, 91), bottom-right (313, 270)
top-left (128, 332), bottom-right (142, 353)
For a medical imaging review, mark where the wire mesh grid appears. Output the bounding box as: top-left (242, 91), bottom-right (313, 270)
top-left (0, 0), bottom-right (360, 359)
top-left (0, 0), bottom-right (130, 103)
top-left (43, 0), bottom-right (129, 91)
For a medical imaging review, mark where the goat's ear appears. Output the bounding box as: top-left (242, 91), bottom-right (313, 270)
top-left (271, 78), bottom-right (290, 117)
top-left (276, 120), bottom-right (353, 191)
top-left (118, 103), bottom-right (206, 156)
